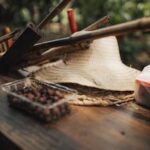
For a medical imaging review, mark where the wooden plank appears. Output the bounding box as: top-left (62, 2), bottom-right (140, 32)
top-left (0, 90), bottom-right (150, 150)
top-left (0, 133), bottom-right (21, 150)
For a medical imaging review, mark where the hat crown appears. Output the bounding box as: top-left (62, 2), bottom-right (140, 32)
top-left (67, 36), bottom-right (122, 67)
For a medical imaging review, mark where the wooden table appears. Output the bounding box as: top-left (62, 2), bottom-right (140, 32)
top-left (0, 89), bottom-right (150, 150)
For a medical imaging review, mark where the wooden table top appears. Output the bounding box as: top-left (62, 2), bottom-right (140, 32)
top-left (0, 89), bottom-right (150, 150)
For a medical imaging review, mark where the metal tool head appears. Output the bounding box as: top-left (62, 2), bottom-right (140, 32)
top-left (0, 23), bottom-right (41, 72)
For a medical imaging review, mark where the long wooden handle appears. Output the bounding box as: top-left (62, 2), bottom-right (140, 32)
top-left (34, 17), bottom-right (150, 50)
top-left (37, 0), bottom-right (71, 29)
top-left (84, 15), bottom-right (111, 31)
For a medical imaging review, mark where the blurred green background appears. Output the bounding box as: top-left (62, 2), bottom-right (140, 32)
top-left (0, 0), bottom-right (150, 70)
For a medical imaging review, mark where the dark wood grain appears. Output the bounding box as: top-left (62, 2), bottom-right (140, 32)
top-left (0, 133), bottom-right (21, 150)
top-left (0, 89), bottom-right (150, 150)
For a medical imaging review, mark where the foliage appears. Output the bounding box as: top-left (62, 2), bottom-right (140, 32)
top-left (0, 0), bottom-right (60, 26)
top-left (76, 0), bottom-right (150, 28)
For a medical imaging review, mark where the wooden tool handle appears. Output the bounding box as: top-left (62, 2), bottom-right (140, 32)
top-left (34, 17), bottom-right (150, 50)
top-left (84, 15), bottom-right (111, 31)
top-left (37, 0), bottom-right (71, 29)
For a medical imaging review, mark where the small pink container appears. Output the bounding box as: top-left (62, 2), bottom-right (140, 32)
top-left (135, 68), bottom-right (150, 108)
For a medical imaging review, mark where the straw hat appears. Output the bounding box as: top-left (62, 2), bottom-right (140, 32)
top-left (32, 36), bottom-right (140, 91)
